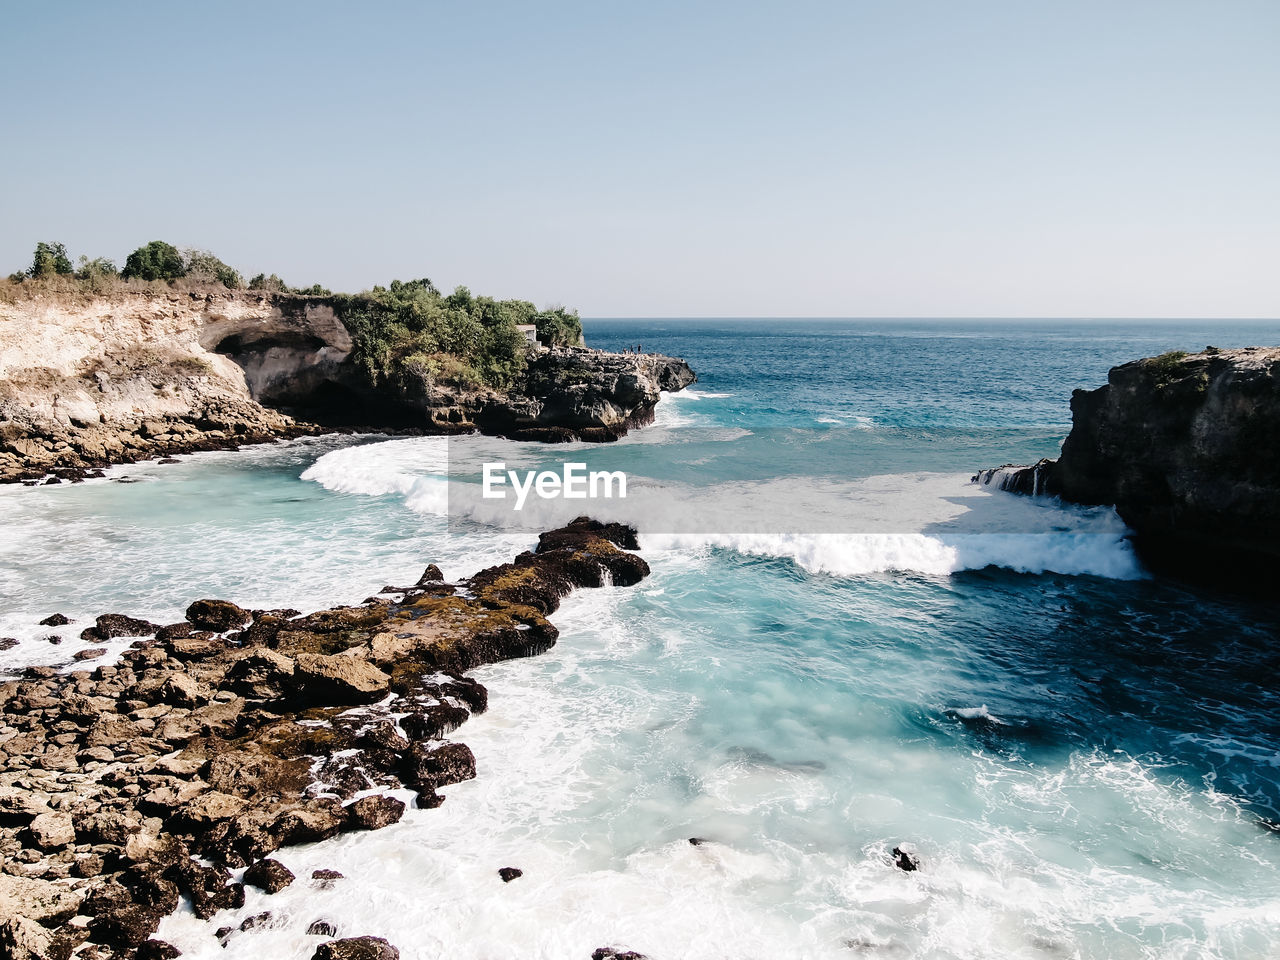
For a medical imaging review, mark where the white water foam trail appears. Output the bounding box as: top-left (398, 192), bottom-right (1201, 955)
top-left (299, 439), bottom-right (1145, 581)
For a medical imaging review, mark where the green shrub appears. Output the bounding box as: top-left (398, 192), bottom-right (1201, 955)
top-left (30, 241), bottom-right (74, 277)
top-left (122, 241), bottom-right (185, 281)
top-left (533, 305), bottom-right (583, 346)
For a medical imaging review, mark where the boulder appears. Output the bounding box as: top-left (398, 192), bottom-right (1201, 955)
top-left (136, 940), bottom-right (183, 960)
top-left (498, 867), bottom-right (522, 882)
top-left (38, 613), bottom-right (71, 626)
top-left (243, 858), bottom-right (295, 893)
top-left (310, 869), bottom-right (344, 889)
top-left (344, 795), bottom-right (405, 831)
top-left (416, 564), bottom-right (444, 584)
top-left (0, 874), bottom-right (83, 925)
top-left (25, 811), bottom-right (75, 849)
top-left (225, 647), bottom-right (296, 698)
top-left (401, 741), bottom-right (476, 792)
top-left (186, 599), bottom-right (251, 632)
top-left (292, 654), bottom-right (391, 705)
top-left (94, 613), bottom-right (158, 639)
top-left (312, 936), bottom-right (400, 960)
top-left (0, 917), bottom-right (51, 960)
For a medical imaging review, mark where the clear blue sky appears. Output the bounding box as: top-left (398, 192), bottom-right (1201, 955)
top-left (3, 1), bottom-right (1277, 317)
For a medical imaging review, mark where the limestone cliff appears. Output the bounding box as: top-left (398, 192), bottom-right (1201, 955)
top-left (975, 347), bottom-right (1280, 582)
top-left (0, 290), bottom-right (695, 482)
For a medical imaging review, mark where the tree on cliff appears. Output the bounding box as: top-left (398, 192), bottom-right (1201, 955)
top-left (29, 241), bottom-right (74, 277)
top-left (121, 241), bottom-right (186, 281)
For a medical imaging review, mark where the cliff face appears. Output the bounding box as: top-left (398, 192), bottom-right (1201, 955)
top-left (976, 347), bottom-right (1280, 581)
top-left (0, 291), bottom-right (695, 482)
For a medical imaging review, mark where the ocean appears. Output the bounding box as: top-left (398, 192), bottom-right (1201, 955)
top-left (2, 319), bottom-right (1279, 959)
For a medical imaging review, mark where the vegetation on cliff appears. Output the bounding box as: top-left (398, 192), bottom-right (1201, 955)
top-left (4, 240), bottom-right (584, 391)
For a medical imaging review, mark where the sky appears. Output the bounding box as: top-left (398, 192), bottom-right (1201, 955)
top-left (3, 1), bottom-right (1278, 318)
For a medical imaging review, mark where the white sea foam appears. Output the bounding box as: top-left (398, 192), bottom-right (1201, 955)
top-left (298, 439), bottom-right (1144, 581)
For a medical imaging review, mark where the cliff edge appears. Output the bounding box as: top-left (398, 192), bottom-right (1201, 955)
top-left (0, 290), bottom-right (694, 482)
top-left (975, 347), bottom-right (1280, 583)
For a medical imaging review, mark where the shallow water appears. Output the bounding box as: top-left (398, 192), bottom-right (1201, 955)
top-left (4, 319), bottom-right (1279, 959)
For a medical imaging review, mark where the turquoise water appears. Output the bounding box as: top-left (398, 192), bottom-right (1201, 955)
top-left (4, 319), bottom-right (1280, 959)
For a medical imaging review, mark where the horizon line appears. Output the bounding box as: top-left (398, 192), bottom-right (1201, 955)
top-left (581, 315), bottom-right (1280, 322)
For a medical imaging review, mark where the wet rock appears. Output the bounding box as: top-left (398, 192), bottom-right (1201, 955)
top-left (240, 911), bottom-right (272, 931)
top-left (312, 936), bottom-right (400, 960)
top-left (74, 647), bottom-right (107, 661)
top-left (39, 613), bottom-right (71, 626)
top-left (345, 795), bottom-right (405, 831)
top-left (591, 948), bottom-right (648, 959)
top-left (87, 905), bottom-right (166, 949)
top-left (94, 613), bottom-right (158, 639)
top-left (168, 859), bottom-right (245, 919)
top-left (185, 599), bottom-right (251, 632)
top-left (243, 857), bottom-right (295, 893)
top-left (442, 676), bottom-right (488, 714)
top-left (0, 637), bottom-right (18, 651)
top-left (498, 867), bottom-right (523, 882)
top-left (892, 846), bottom-right (919, 872)
top-left (416, 564), bottom-right (444, 584)
top-left (401, 703), bottom-right (469, 741)
top-left (688, 837), bottom-right (710, 846)
top-left (307, 920), bottom-right (338, 936)
top-left (401, 741), bottom-right (476, 792)
top-left (136, 940), bottom-right (183, 960)
top-left (311, 868), bottom-right (345, 889)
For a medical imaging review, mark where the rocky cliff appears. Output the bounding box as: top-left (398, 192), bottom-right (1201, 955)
top-left (975, 347), bottom-right (1280, 582)
top-left (0, 291), bottom-right (695, 482)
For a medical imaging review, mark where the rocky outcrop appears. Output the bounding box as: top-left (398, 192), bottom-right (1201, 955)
top-left (0, 519), bottom-right (648, 958)
top-left (975, 347), bottom-right (1280, 583)
top-left (0, 291), bottom-right (694, 482)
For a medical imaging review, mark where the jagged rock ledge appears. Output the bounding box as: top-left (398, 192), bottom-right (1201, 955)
top-left (0, 290), bottom-right (695, 484)
top-left (0, 518), bottom-right (648, 959)
top-left (974, 346), bottom-right (1280, 586)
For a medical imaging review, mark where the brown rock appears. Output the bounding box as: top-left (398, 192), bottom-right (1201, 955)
top-left (344, 795), bottom-right (405, 831)
top-left (94, 613), bottom-right (157, 639)
top-left (185, 599), bottom-right (251, 632)
top-left (136, 940), bottom-right (183, 960)
top-left (311, 935), bottom-right (400, 960)
top-left (0, 916), bottom-right (52, 960)
top-left (292, 654), bottom-right (391, 705)
top-left (25, 811), bottom-right (75, 849)
top-left (243, 858), bottom-right (295, 893)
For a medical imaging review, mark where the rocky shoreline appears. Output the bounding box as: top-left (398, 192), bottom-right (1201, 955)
top-left (974, 346), bottom-right (1280, 586)
top-left (0, 290), bottom-right (695, 485)
top-left (0, 518), bottom-right (651, 960)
